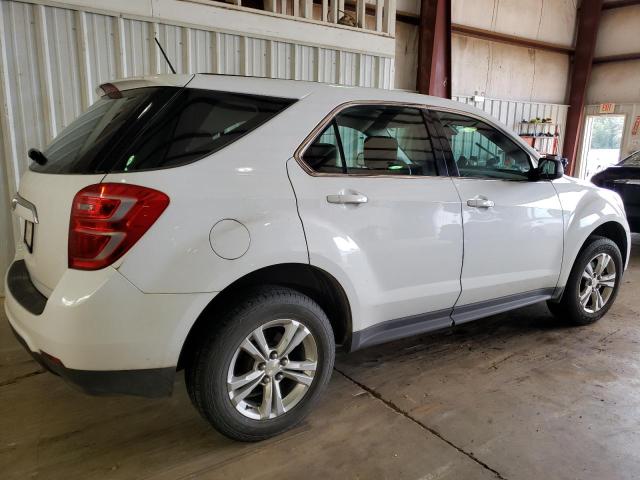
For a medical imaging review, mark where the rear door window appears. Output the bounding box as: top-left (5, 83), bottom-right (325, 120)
top-left (302, 105), bottom-right (441, 176)
top-left (31, 87), bottom-right (295, 174)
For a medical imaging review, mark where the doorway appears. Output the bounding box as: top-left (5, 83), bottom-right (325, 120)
top-left (579, 115), bottom-right (626, 179)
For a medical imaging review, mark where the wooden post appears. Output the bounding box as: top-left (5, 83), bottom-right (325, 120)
top-left (416, 0), bottom-right (451, 98)
top-left (383, 0), bottom-right (396, 35)
top-left (562, 0), bottom-right (603, 175)
top-left (356, 0), bottom-right (366, 28)
top-left (302, 0), bottom-right (313, 18)
top-left (375, 0), bottom-right (383, 32)
top-left (330, 0), bottom-right (338, 22)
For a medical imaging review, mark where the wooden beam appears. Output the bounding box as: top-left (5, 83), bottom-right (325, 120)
top-left (602, 0), bottom-right (640, 9)
top-left (563, 0), bottom-right (603, 175)
top-left (417, 0), bottom-right (437, 94)
top-left (593, 52), bottom-right (640, 64)
top-left (451, 24), bottom-right (574, 55)
top-left (416, 0), bottom-right (451, 97)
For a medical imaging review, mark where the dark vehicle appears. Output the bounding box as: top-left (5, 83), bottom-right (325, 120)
top-left (592, 151), bottom-right (640, 232)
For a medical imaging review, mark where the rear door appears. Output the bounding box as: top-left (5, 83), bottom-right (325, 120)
top-left (431, 109), bottom-right (564, 320)
top-left (288, 104), bottom-right (463, 346)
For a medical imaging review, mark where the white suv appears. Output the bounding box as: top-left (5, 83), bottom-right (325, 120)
top-left (5, 74), bottom-right (630, 441)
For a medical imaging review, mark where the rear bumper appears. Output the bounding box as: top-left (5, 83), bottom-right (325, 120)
top-left (10, 324), bottom-right (174, 397)
top-left (4, 259), bottom-right (214, 397)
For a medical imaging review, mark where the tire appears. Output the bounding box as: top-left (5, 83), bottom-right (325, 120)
top-left (547, 236), bottom-right (623, 325)
top-left (185, 286), bottom-right (335, 442)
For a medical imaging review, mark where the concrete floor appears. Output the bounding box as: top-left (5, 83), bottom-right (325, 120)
top-left (2, 235), bottom-right (639, 480)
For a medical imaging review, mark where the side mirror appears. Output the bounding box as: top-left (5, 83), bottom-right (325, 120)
top-left (534, 156), bottom-right (565, 180)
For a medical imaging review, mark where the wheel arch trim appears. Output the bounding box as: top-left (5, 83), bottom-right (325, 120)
top-left (176, 262), bottom-right (354, 370)
top-left (557, 217), bottom-right (630, 291)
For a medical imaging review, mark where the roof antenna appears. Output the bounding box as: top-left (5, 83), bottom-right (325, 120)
top-left (154, 37), bottom-right (176, 74)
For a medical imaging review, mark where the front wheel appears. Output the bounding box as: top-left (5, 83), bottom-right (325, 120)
top-left (186, 286), bottom-right (335, 441)
top-left (547, 236), bottom-right (622, 325)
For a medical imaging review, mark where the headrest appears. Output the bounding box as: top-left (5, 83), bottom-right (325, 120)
top-left (364, 136), bottom-right (398, 170)
top-left (305, 143), bottom-right (338, 170)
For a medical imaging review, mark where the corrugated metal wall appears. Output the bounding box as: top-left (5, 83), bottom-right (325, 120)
top-left (452, 95), bottom-right (569, 156)
top-left (0, 0), bottom-right (395, 293)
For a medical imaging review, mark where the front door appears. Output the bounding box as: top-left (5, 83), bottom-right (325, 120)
top-left (431, 110), bottom-right (564, 320)
top-left (288, 104), bottom-right (463, 346)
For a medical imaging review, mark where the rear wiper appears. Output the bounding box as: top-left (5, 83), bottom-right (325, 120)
top-left (28, 148), bottom-right (48, 166)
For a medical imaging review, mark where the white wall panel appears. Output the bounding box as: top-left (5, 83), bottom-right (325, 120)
top-left (0, 0), bottom-right (394, 294)
top-left (452, 0), bottom-right (576, 48)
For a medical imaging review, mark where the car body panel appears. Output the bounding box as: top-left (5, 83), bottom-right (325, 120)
top-left (591, 156), bottom-right (640, 233)
top-left (107, 73), bottom-right (194, 93)
top-left (107, 158), bottom-right (310, 294)
top-left (13, 171), bottom-right (105, 295)
top-left (450, 177), bottom-right (564, 307)
top-left (551, 175), bottom-right (631, 289)
top-left (287, 159), bottom-right (463, 334)
top-left (4, 256), bottom-right (213, 370)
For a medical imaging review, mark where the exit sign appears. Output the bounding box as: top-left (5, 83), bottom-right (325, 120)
top-left (599, 103), bottom-right (616, 114)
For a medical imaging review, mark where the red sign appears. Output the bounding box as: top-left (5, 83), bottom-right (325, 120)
top-left (599, 103), bottom-right (616, 114)
top-left (632, 116), bottom-right (640, 136)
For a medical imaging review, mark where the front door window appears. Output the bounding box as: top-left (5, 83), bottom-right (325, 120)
top-left (432, 111), bottom-right (532, 180)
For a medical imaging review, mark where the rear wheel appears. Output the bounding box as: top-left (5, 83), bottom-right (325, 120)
top-left (547, 236), bottom-right (622, 325)
top-left (186, 286), bottom-right (335, 441)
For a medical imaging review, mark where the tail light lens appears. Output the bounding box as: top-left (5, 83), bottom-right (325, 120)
top-left (69, 183), bottom-right (169, 270)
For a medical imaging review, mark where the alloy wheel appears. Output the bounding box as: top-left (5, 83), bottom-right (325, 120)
top-left (578, 253), bottom-right (617, 314)
top-left (226, 319), bottom-right (318, 420)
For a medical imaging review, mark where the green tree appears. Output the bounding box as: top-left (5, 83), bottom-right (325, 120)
top-left (590, 116), bottom-right (624, 149)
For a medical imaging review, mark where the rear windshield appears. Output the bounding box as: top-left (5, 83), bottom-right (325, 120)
top-left (31, 87), bottom-right (296, 174)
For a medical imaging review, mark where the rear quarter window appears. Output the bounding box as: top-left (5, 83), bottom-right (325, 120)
top-left (31, 87), bottom-right (295, 174)
top-left (116, 89), bottom-right (296, 172)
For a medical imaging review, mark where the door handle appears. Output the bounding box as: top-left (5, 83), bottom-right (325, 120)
top-left (326, 193), bottom-right (368, 205)
top-left (467, 198), bottom-right (494, 208)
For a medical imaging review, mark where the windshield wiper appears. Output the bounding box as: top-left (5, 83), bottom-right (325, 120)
top-left (28, 148), bottom-right (48, 166)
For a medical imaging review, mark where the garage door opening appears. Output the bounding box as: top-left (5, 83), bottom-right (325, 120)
top-left (579, 115), bottom-right (626, 179)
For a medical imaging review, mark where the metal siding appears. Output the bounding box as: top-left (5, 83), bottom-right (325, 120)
top-left (317, 48), bottom-right (337, 84)
top-left (341, 51), bottom-right (357, 86)
top-left (0, 0), bottom-right (394, 294)
top-left (271, 41), bottom-right (293, 80)
top-left (295, 45), bottom-right (315, 81)
top-left (452, 95), bottom-right (569, 155)
top-left (245, 37), bottom-right (267, 77)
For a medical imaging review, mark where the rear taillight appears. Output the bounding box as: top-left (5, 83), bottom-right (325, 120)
top-left (69, 183), bottom-right (169, 270)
